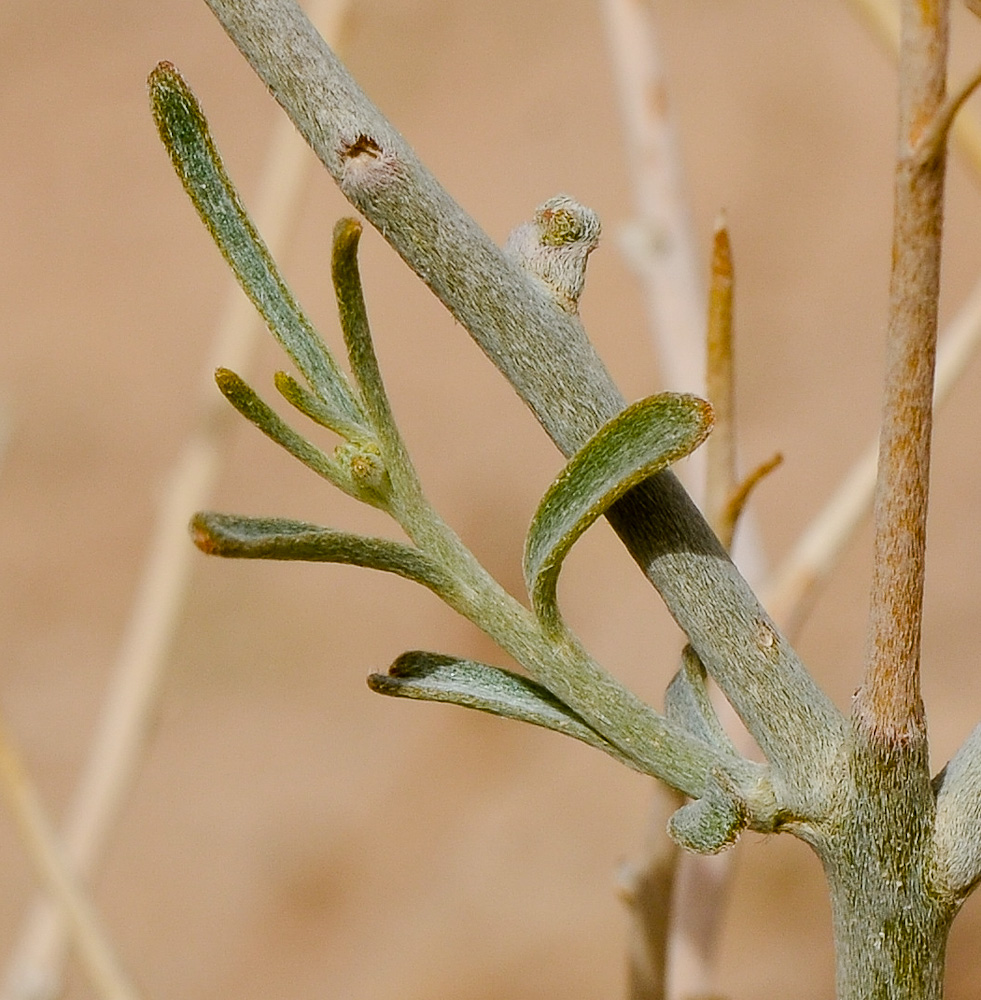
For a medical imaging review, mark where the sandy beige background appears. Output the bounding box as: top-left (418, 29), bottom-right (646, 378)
top-left (4, 1), bottom-right (981, 997)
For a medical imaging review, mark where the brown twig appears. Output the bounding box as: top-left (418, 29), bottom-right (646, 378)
top-left (765, 273), bottom-right (981, 635)
top-left (764, 0), bottom-right (981, 639)
top-left (915, 62), bottom-right (981, 166)
top-left (857, 0), bottom-right (949, 740)
top-left (704, 217), bottom-right (737, 549)
top-left (720, 454), bottom-right (783, 545)
top-left (845, 0), bottom-right (981, 187)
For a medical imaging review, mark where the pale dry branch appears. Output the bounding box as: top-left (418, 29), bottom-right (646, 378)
top-left (765, 274), bottom-right (981, 635)
top-left (0, 714), bottom-right (142, 1000)
top-left (599, 0), bottom-right (705, 395)
top-left (0, 5), bottom-right (352, 999)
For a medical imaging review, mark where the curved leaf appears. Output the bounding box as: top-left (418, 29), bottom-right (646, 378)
top-left (524, 393), bottom-right (713, 631)
top-left (667, 769), bottom-right (746, 855)
top-left (216, 369), bottom-right (390, 509)
top-left (149, 62), bottom-right (366, 432)
top-left (368, 651), bottom-right (645, 772)
top-left (191, 512), bottom-right (453, 593)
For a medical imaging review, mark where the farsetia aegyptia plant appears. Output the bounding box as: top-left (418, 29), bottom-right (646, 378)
top-left (150, 0), bottom-right (981, 996)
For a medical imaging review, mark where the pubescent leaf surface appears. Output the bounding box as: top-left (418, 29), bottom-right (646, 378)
top-left (369, 651), bottom-right (647, 771)
top-left (524, 393), bottom-right (713, 632)
top-left (149, 62), bottom-right (366, 433)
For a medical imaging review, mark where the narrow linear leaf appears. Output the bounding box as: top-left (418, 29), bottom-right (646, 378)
top-left (524, 393), bottom-right (713, 630)
top-left (216, 369), bottom-right (388, 508)
top-left (664, 646), bottom-right (738, 754)
top-left (275, 371), bottom-right (372, 445)
top-left (216, 368), bottom-right (353, 488)
top-left (148, 61), bottom-right (366, 430)
top-left (191, 513), bottom-right (453, 592)
top-left (331, 218), bottom-right (417, 480)
top-left (368, 651), bottom-right (646, 772)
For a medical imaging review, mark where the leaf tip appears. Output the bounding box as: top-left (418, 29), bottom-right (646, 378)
top-left (366, 672), bottom-right (391, 694)
top-left (214, 366), bottom-right (239, 391)
top-left (333, 216), bottom-right (363, 247)
top-left (388, 651), bottom-right (417, 677)
top-left (147, 60), bottom-right (194, 128)
top-left (147, 59), bottom-right (179, 95)
top-left (189, 511), bottom-right (221, 555)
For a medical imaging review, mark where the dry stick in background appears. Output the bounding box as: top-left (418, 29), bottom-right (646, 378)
top-left (0, 719), bottom-right (142, 1000)
top-left (599, 0), bottom-right (705, 393)
top-left (846, 0), bottom-right (981, 176)
top-left (0, 4), bottom-right (352, 999)
top-left (606, 1), bottom-right (981, 997)
top-left (602, 5), bottom-right (764, 998)
top-left (600, 4), bottom-right (698, 997)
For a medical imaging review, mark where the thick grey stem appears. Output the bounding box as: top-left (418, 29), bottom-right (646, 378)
top-left (819, 735), bottom-right (952, 1000)
top-left (826, 5), bottom-right (959, 998)
top-left (201, 0), bottom-right (844, 807)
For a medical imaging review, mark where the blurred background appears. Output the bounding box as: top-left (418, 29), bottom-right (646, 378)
top-left (3, 1), bottom-right (981, 997)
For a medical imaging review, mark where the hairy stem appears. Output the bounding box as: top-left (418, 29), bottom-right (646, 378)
top-left (858, 0), bottom-right (948, 741)
top-left (828, 4), bottom-right (956, 997)
top-left (202, 0), bottom-right (845, 809)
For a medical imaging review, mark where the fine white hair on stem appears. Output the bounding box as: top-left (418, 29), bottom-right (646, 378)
top-left (0, 5), bottom-right (353, 999)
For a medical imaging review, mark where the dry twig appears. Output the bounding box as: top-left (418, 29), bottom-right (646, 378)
top-left (0, 6), bottom-right (352, 999)
top-left (0, 716), bottom-right (142, 1000)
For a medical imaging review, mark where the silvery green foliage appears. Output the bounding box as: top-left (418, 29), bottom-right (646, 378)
top-left (155, 5), bottom-right (981, 994)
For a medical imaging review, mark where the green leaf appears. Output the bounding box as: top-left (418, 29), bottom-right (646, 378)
top-left (667, 769), bottom-right (746, 854)
top-left (524, 393), bottom-right (713, 631)
top-left (148, 62), bottom-right (367, 432)
top-left (191, 512), bottom-right (453, 592)
top-left (331, 218), bottom-right (420, 491)
top-left (368, 651), bottom-right (646, 771)
top-left (274, 371), bottom-right (373, 445)
top-left (665, 646), bottom-right (738, 754)
top-left (215, 368), bottom-right (390, 508)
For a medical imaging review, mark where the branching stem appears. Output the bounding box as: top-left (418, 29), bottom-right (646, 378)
top-left (858, 0), bottom-right (948, 741)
